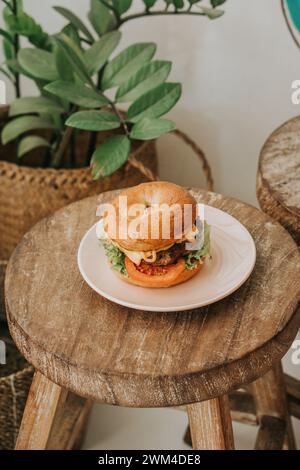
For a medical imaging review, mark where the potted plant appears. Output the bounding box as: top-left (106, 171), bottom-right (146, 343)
top-left (0, 0), bottom-right (226, 258)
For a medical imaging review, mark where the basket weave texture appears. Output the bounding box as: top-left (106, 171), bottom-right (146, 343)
top-left (1, 258), bottom-right (33, 450)
top-left (0, 359), bottom-right (33, 450)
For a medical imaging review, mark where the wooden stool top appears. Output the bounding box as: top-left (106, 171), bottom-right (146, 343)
top-left (5, 189), bottom-right (300, 407)
top-left (257, 116), bottom-right (300, 243)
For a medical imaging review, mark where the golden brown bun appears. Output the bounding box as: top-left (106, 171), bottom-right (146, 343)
top-left (114, 261), bottom-right (203, 288)
top-left (105, 182), bottom-right (197, 252)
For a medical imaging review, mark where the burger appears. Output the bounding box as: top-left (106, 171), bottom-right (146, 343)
top-left (97, 182), bottom-right (210, 288)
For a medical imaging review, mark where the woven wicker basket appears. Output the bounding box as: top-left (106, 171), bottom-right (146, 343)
top-left (0, 325), bottom-right (34, 450)
top-left (0, 106), bottom-right (158, 259)
top-left (0, 260), bottom-right (32, 450)
top-left (0, 260), bottom-right (6, 322)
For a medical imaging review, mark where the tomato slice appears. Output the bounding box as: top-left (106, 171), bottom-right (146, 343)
top-left (125, 257), bottom-right (186, 288)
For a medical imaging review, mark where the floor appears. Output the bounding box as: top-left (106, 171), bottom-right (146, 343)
top-left (83, 332), bottom-right (300, 450)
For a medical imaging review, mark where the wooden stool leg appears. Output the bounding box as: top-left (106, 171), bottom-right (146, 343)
top-left (249, 362), bottom-right (296, 450)
top-left (47, 393), bottom-right (92, 450)
top-left (16, 371), bottom-right (92, 450)
top-left (187, 395), bottom-right (235, 450)
top-left (284, 373), bottom-right (300, 420)
top-left (16, 371), bottom-right (67, 450)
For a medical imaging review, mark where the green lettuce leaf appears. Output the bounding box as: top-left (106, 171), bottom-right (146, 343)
top-left (184, 222), bottom-right (211, 270)
top-left (101, 240), bottom-right (127, 275)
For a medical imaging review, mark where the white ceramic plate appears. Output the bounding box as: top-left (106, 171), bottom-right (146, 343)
top-left (77, 205), bottom-right (256, 312)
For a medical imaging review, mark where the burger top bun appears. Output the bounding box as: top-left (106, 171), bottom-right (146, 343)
top-left (105, 181), bottom-right (197, 252)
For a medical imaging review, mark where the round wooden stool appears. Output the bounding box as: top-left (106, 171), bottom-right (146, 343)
top-left (257, 115), bottom-right (300, 244)
top-left (255, 115), bottom-right (300, 450)
top-left (5, 189), bottom-right (300, 450)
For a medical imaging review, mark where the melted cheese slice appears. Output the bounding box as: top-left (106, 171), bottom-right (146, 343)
top-left (112, 242), bottom-right (174, 265)
top-left (96, 220), bottom-right (199, 265)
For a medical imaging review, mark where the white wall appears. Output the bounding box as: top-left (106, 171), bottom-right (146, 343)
top-left (1, 0), bottom-right (299, 204)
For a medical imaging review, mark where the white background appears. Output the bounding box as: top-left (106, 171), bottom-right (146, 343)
top-left (1, 0), bottom-right (300, 449)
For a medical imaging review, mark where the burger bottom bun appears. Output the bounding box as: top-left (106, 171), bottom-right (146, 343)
top-left (113, 260), bottom-right (204, 288)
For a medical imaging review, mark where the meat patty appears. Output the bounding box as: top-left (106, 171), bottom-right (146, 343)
top-left (153, 243), bottom-right (187, 266)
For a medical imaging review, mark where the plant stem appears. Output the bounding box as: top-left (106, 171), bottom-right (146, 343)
top-left (281, 0), bottom-right (300, 50)
top-left (89, 76), bottom-right (130, 138)
top-left (86, 78), bottom-right (155, 179)
top-left (11, 0), bottom-right (20, 97)
top-left (51, 126), bottom-right (74, 168)
top-left (43, 132), bottom-right (57, 167)
top-left (84, 73), bottom-right (102, 167)
top-left (0, 64), bottom-right (14, 83)
top-left (120, 9), bottom-right (206, 25)
top-left (13, 38), bottom-right (20, 97)
top-left (70, 129), bottom-right (76, 168)
top-left (1, 0), bottom-right (13, 11)
top-left (110, 99), bottom-right (130, 135)
top-left (85, 131), bottom-right (97, 167)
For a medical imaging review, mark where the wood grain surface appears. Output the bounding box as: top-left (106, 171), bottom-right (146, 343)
top-left (187, 395), bottom-right (234, 450)
top-left (257, 116), bottom-right (300, 243)
top-left (5, 189), bottom-right (300, 407)
top-left (46, 387), bottom-right (92, 450)
top-left (255, 416), bottom-right (286, 451)
top-left (15, 371), bottom-right (66, 450)
top-left (249, 363), bottom-right (296, 450)
top-left (285, 374), bottom-right (300, 420)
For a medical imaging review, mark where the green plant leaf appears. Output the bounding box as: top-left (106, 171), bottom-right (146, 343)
top-left (9, 96), bottom-right (64, 117)
top-left (0, 28), bottom-right (13, 44)
top-left (143, 0), bottom-right (157, 9)
top-left (2, 116), bottom-right (56, 145)
top-left (172, 0), bottom-right (184, 9)
top-left (91, 135), bottom-right (131, 178)
top-left (3, 7), bottom-right (50, 50)
top-left (4, 0), bottom-right (24, 16)
top-left (200, 6), bottom-right (224, 18)
top-left (37, 79), bottom-right (64, 106)
top-left (54, 45), bottom-right (74, 81)
top-left (130, 117), bottom-right (176, 140)
top-left (61, 24), bottom-right (81, 48)
top-left (3, 5), bottom-right (12, 29)
top-left (126, 82), bottom-right (181, 123)
top-left (85, 31), bottom-right (121, 76)
top-left (210, 0), bottom-right (226, 7)
top-left (102, 42), bottom-right (156, 90)
top-left (6, 58), bottom-right (36, 79)
top-left (164, 0), bottom-right (174, 7)
top-left (53, 6), bottom-right (94, 43)
top-left (3, 39), bottom-right (14, 62)
top-left (116, 60), bottom-right (171, 103)
top-left (18, 48), bottom-right (59, 81)
top-left (18, 135), bottom-right (50, 158)
top-left (66, 110), bottom-right (120, 131)
top-left (112, 0), bottom-right (132, 15)
top-left (88, 0), bottom-right (116, 36)
top-left (54, 33), bottom-right (92, 85)
top-left (44, 81), bottom-right (109, 108)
